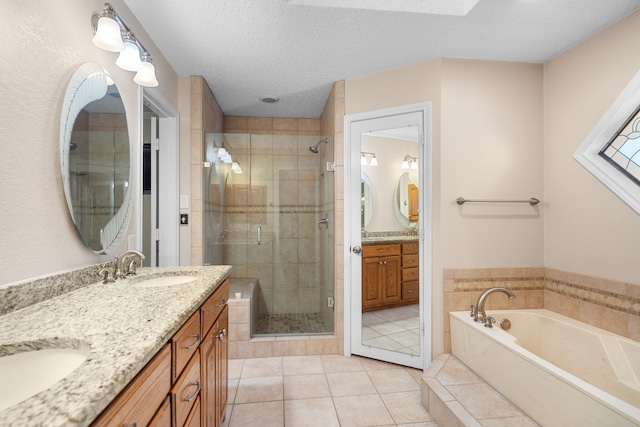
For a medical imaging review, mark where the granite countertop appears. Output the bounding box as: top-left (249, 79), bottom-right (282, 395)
top-left (0, 265), bottom-right (231, 427)
top-left (362, 235), bottom-right (419, 244)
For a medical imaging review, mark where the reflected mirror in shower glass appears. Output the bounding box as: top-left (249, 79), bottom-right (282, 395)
top-left (60, 63), bottom-right (132, 254)
top-left (361, 171), bottom-right (374, 228)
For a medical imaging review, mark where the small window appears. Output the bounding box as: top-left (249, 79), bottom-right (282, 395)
top-left (574, 69), bottom-right (640, 215)
top-left (599, 105), bottom-right (640, 186)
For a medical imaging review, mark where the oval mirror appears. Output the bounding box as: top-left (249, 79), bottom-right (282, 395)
top-left (361, 171), bottom-right (374, 228)
top-left (393, 170), bottom-right (419, 228)
top-left (60, 63), bottom-right (132, 254)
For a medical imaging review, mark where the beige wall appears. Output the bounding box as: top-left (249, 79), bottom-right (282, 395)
top-left (544, 11), bottom-right (640, 284)
top-left (0, 0), bottom-right (179, 286)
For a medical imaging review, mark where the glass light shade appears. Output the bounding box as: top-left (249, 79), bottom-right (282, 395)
top-left (401, 160), bottom-right (410, 169)
top-left (369, 155), bottom-right (378, 166)
top-left (361, 154), bottom-right (368, 165)
top-left (133, 60), bottom-right (159, 87)
top-left (411, 160), bottom-right (418, 169)
top-left (92, 16), bottom-right (124, 52)
top-left (216, 147), bottom-right (227, 158)
top-left (222, 153), bottom-right (233, 164)
top-left (116, 39), bottom-right (143, 71)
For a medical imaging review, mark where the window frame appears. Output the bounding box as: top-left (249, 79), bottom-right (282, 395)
top-left (573, 69), bottom-right (640, 215)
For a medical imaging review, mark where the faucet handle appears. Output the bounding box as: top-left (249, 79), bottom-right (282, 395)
top-left (484, 316), bottom-right (496, 328)
top-left (98, 268), bottom-right (115, 284)
top-left (470, 305), bottom-right (477, 318)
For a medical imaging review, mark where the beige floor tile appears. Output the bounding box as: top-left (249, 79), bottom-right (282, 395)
top-left (235, 376), bottom-right (283, 404)
top-left (284, 397), bottom-right (340, 427)
top-left (228, 358), bottom-right (244, 380)
top-left (333, 394), bottom-right (395, 427)
top-left (282, 355), bottom-right (324, 375)
top-left (228, 401), bottom-right (284, 427)
top-left (381, 391), bottom-right (434, 424)
top-left (368, 369), bottom-right (421, 393)
top-left (228, 379), bottom-right (239, 404)
top-left (363, 335), bottom-right (409, 352)
top-left (397, 423), bottom-right (439, 427)
top-left (327, 371), bottom-right (377, 396)
top-left (358, 356), bottom-right (404, 371)
top-left (241, 356), bottom-right (283, 378)
top-left (321, 354), bottom-right (365, 373)
top-left (284, 373), bottom-right (331, 400)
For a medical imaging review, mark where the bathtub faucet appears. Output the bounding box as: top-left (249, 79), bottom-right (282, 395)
top-left (471, 287), bottom-right (516, 324)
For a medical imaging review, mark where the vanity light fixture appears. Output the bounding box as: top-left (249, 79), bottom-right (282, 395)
top-left (401, 155), bottom-right (418, 169)
top-left (91, 3), bottom-right (159, 87)
top-left (361, 152), bottom-right (378, 166)
top-left (115, 33), bottom-right (143, 71)
top-left (231, 161), bottom-right (243, 174)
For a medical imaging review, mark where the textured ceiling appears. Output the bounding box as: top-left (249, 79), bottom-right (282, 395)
top-left (123, 0), bottom-right (640, 118)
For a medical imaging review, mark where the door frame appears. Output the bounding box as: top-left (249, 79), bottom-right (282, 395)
top-left (343, 102), bottom-right (432, 369)
top-left (138, 87), bottom-right (180, 266)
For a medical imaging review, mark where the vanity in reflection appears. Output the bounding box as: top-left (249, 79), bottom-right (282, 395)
top-left (362, 240), bottom-right (418, 311)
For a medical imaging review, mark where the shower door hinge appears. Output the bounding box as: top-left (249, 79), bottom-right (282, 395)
top-left (326, 161), bottom-right (335, 172)
top-left (154, 138), bottom-right (160, 151)
top-left (420, 133), bottom-right (425, 146)
top-left (421, 322), bottom-right (425, 336)
top-left (155, 228), bottom-right (160, 241)
top-left (421, 227), bottom-right (425, 241)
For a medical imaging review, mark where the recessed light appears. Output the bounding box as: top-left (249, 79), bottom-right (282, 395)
top-left (259, 96), bottom-right (280, 103)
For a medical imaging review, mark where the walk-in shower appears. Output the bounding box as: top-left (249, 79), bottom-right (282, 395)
top-left (203, 132), bottom-right (334, 336)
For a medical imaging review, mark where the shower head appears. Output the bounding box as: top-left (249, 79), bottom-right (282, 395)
top-left (309, 138), bottom-right (328, 154)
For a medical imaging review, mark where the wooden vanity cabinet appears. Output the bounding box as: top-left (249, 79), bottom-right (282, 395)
top-left (91, 279), bottom-right (229, 427)
top-left (362, 242), bottom-right (418, 311)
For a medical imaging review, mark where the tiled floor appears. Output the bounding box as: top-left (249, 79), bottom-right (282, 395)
top-left (253, 312), bottom-right (331, 335)
top-left (362, 305), bottom-right (420, 356)
top-left (223, 354), bottom-right (438, 427)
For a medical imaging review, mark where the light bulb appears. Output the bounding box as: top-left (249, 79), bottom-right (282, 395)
top-left (116, 35), bottom-right (143, 71)
top-left (92, 15), bottom-right (123, 52)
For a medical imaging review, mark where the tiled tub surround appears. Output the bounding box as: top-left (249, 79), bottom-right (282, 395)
top-left (443, 267), bottom-right (640, 351)
top-left (0, 265), bottom-right (231, 426)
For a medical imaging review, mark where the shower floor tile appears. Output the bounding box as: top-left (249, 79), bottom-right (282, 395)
top-left (254, 312), bottom-right (331, 335)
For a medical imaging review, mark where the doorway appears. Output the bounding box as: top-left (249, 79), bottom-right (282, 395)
top-left (140, 89), bottom-right (179, 266)
top-left (344, 103), bottom-right (431, 369)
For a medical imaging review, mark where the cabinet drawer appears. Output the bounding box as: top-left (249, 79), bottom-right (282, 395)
top-left (184, 396), bottom-right (201, 427)
top-left (402, 254), bottom-right (418, 268)
top-left (402, 281), bottom-right (419, 300)
top-left (402, 267), bottom-right (419, 282)
top-left (172, 309), bottom-right (201, 382)
top-left (172, 350), bottom-right (201, 427)
top-left (201, 279), bottom-right (229, 337)
top-left (362, 244), bottom-right (400, 257)
top-left (402, 242), bottom-right (418, 254)
top-left (93, 344), bottom-right (171, 427)
top-left (148, 396), bottom-right (171, 427)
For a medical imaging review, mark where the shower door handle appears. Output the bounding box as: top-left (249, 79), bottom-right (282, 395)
top-left (257, 225), bottom-right (262, 245)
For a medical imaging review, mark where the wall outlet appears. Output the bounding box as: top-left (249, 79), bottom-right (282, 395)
top-left (327, 296), bottom-right (334, 308)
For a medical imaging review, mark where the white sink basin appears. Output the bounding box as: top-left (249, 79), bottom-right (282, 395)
top-left (0, 348), bottom-right (89, 411)
top-left (132, 275), bottom-right (196, 288)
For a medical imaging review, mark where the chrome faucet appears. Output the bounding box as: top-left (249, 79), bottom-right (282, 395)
top-left (114, 250), bottom-right (145, 280)
top-left (471, 287), bottom-right (516, 324)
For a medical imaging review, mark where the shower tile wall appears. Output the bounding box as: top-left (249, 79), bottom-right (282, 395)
top-left (223, 117), bottom-right (329, 319)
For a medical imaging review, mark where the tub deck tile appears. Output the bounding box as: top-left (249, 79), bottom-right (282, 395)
top-left (422, 354), bottom-right (541, 427)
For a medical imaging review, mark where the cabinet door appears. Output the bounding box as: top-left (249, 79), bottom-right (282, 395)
top-left (201, 322), bottom-right (216, 427)
top-left (381, 256), bottom-right (401, 304)
top-left (215, 306), bottom-right (228, 426)
top-left (362, 257), bottom-right (382, 309)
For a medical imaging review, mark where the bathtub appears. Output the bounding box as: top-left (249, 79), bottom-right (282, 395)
top-left (450, 309), bottom-right (640, 426)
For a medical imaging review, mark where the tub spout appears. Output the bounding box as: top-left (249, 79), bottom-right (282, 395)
top-left (472, 287), bottom-right (516, 323)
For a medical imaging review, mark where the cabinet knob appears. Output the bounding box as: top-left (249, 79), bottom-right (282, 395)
top-left (352, 246), bottom-right (362, 254)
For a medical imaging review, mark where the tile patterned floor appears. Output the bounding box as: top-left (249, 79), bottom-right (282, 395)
top-left (223, 355), bottom-right (439, 427)
top-left (362, 305), bottom-right (420, 356)
top-left (253, 312), bottom-right (331, 335)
